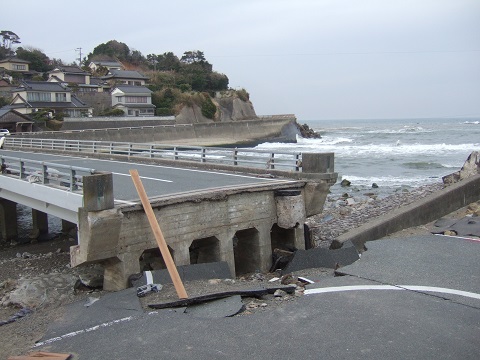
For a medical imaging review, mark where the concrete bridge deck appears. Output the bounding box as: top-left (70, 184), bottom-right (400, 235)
top-left (0, 147), bottom-right (337, 290)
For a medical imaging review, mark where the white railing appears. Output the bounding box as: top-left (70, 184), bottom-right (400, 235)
top-left (0, 155), bottom-right (96, 192)
top-left (4, 138), bottom-right (303, 172)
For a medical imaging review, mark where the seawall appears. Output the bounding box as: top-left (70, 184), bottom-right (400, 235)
top-left (19, 116), bottom-right (299, 146)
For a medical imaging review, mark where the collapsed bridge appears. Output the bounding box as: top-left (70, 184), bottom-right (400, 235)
top-left (0, 139), bottom-right (337, 290)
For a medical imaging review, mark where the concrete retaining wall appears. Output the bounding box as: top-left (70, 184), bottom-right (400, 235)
top-left (20, 117), bottom-right (298, 146)
top-left (331, 174), bottom-right (480, 251)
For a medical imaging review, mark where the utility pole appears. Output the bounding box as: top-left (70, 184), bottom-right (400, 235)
top-left (75, 47), bottom-right (82, 65)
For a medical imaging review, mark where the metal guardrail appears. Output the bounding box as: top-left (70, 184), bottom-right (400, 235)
top-left (4, 138), bottom-right (303, 172)
top-left (0, 155), bottom-right (96, 192)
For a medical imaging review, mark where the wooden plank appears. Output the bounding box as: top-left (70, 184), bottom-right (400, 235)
top-left (148, 285), bottom-right (296, 309)
top-left (129, 169), bottom-right (188, 299)
top-left (8, 352), bottom-right (71, 360)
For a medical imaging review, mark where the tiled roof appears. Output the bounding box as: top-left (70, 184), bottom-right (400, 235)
top-left (113, 85), bottom-right (152, 94)
top-left (15, 81), bottom-right (68, 92)
top-left (102, 69), bottom-right (148, 80)
top-left (93, 61), bottom-right (122, 67)
top-left (50, 65), bottom-right (89, 75)
top-left (0, 57), bottom-right (30, 64)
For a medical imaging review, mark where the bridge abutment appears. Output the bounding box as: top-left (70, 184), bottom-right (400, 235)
top-left (0, 199), bottom-right (18, 242)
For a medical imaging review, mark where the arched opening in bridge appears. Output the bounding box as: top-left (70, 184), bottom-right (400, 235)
top-left (269, 224), bottom-right (298, 272)
top-left (139, 246), bottom-right (175, 271)
top-left (189, 236), bottom-right (221, 264)
top-left (233, 228), bottom-right (260, 275)
top-left (270, 224), bottom-right (297, 252)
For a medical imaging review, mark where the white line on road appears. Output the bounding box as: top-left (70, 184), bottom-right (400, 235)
top-left (304, 285), bottom-right (480, 300)
top-left (112, 171), bottom-right (173, 183)
top-left (114, 199), bottom-right (137, 205)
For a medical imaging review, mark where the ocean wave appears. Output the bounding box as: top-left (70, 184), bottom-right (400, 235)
top-left (402, 161), bottom-right (450, 170)
top-left (464, 121), bottom-right (480, 125)
top-left (363, 126), bottom-right (432, 134)
top-left (336, 175), bottom-right (440, 187)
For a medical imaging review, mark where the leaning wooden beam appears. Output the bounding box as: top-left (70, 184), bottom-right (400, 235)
top-left (129, 169), bottom-right (188, 299)
top-left (148, 285), bottom-right (296, 309)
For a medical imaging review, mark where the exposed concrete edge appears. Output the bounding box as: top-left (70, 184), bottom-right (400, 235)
top-left (330, 174), bottom-right (480, 251)
top-left (5, 146), bottom-right (338, 182)
top-left (117, 180), bottom-right (307, 212)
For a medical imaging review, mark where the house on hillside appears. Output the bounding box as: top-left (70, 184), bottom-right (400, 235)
top-left (6, 80), bottom-right (92, 118)
top-left (101, 69), bottom-right (149, 91)
top-left (0, 109), bottom-right (34, 133)
top-left (0, 57), bottom-right (40, 79)
top-left (48, 65), bottom-right (101, 93)
top-left (0, 57), bottom-right (30, 72)
top-left (111, 85), bottom-right (155, 116)
top-left (89, 60), bottom-right (123, 72)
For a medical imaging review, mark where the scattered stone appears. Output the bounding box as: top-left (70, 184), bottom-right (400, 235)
top-left (22, 252), bottom-right (33, 259)
top-left (274, 289), bottom-right (287, 297)
top-left (372, 183), bottom-right (379, 188)
top-left (281, 274), bottom-right (295, 285)
top-left (269, 277), bottom-right (280, 282)
top-left (208, 279), bottom-right (222, 285)
top-left (340, 179), bottom-right (351, 187)
top-left (223, 278), bottom-right (235, 284)
top-left (346, 198), bottom-right (356, 206)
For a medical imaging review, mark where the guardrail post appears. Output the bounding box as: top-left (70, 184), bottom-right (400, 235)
top-left (174, 147), bottom-right (179, 160)
top-left (83, 172), bottom-right (114, 211)
top-left (42, 164), bottom-right (49, 185)
top-left (295, 154), bottom-right (301, 172)
top-left (19, 160), bottom-right (25, 179)
top-left (233, 148), bottom-right (238, 166)
top-left (270, 153), bottom-right (275, 170)
top-left (201, 148), bottom-right (206, 163)
top-left (70, 169), bottom-right (77, 191)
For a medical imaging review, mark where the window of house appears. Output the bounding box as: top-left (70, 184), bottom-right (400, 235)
top-left (125, 96), bottom-right (147, 103)
top-left (13, 64), bottom-right (26, 70)
top-left (128, 110), bottom-right (134, 115)
top-left (27, 92), bottom-right (51, 102)
top-left (55, 93), bottom-right (67, 102)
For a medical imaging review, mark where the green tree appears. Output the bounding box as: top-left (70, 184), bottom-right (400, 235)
top-left (0, 30), bottom-right (20, 57)
top-left (15, 47), bottom-right (53, 72)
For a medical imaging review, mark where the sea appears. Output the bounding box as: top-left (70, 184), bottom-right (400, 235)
top-left (255, 117), bottom-right (480, 198)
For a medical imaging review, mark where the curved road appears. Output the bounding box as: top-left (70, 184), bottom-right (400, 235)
top-left (0, 149), bottom-right (296, 204)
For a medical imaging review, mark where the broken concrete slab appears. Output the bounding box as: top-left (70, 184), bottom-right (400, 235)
top-left (42, 287), bottom-right (143, 341)
top-left (431, 216), bottom-right (480, 237)
top-left (282, 240), bottom-right (359, 274)
top-left (148, 286), bottom-right (296, 309)
top-left (184, 295), bottom-right (244, 318)
top-left (130, 261), bottom-right (232, 288)
top-left (336, 235), bottom-right (480, 308)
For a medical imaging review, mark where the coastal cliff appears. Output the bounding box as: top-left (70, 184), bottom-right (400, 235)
top-left (175, 90), bottom-right (258, 124)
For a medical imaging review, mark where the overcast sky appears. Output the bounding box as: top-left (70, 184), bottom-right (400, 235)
top-left (2, 0), bottom-right (479, 121)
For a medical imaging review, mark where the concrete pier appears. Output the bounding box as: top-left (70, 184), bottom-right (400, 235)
top-left (0, 199), bottom-right (18, 242)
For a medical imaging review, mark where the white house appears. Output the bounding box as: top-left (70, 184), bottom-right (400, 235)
top-left (111, 85), bottom-right (155, 116)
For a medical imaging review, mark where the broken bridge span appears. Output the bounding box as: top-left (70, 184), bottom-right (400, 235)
top-left (0, 141), bottom-right (337, 290)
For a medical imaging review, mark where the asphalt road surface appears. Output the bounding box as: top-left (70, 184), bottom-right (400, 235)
top-left (0, 149), bottom-right (294, 204)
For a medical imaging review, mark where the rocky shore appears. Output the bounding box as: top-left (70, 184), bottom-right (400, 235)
top-left (307, 181), bottom-right (445, 248)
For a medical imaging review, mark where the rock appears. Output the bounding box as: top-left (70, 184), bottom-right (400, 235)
top-left (444, 230), bottom-right (457, 236)
top-left (274, 289), bottom-right (287, 297)
top-left (77, 265), bottom-right (104, 288)
top-left (223, 278), bottom-right (236, 284)
top-left (208, 279), bottom-right (222, 285)
top-left (346, 198), bottom-right (356, 206)
top-left (340, 179), bottom-right (351, 187)
top-left (280, 274), bottom-right (296, 285)
top-left (22, 252), bottom-right (33, 259)
top-left (372, 183), bottom-right (379, 188)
